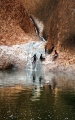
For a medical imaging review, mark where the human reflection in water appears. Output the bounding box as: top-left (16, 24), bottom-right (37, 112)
top-left (39, 76), bottom-right (42, 84)
top-left (32, 72), bottom-right (36, 83)
top-left (44, 78), bottom-right (57, 90)
top-left (32, 70), bottom-right (43, 88)
top-left (31, 71), bottom-right (43, 101)
top-left (39, 76), bottom-right (43, 88)
top-left (51, 78), bottom-right (57, 89)
top-left (49, 84), bottom-right (51, 89)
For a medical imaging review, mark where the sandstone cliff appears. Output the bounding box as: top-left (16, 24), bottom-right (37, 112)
top-left (21, 0), bottom-right (75, 70)
top-left (0, 0), bottom-right (75, 70)
top-left (22, 0), bottom-right (75, 51)
top-left (0, 0), bottom-right (38, 46)
top-left (0, 0), bottom-right (40, 69)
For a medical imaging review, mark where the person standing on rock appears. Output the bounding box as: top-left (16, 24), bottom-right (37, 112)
top-left (40, 54), bottom-right (45, 61)
top-left (45, 45), bottom-right (47, 53)
top-left (53, 50), bottom-right (58, 61)
top-left (32, 54), bottom-right (37, 64)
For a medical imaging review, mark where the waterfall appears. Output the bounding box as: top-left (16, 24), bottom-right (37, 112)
top-left (39, 36), bottom-right (46, 42)
top-left (30, 16), bottom-right (46, 42)
top-left (30, 16), bottom-right (39, 35)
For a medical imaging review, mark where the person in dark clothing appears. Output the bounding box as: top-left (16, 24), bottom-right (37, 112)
top-left (32, 54), bottom-right (37, 63)
top-left (40, 54), bottom-right (45, 61)
top-left (45, 45), bottom-right (47, 53)
top-left (53, 50), bottom-right (58, 61)
top-left (48, 44), bottom-right (54, 54)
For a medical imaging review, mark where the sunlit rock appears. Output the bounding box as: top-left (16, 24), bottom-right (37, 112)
top-left (0, 0), bottom-right (38, 46)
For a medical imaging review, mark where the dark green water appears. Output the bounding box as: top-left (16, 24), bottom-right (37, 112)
top-left (0, 69), bottom-right (75, 120)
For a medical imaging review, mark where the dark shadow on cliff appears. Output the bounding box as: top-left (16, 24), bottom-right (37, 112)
top-left (62, 34), bottom-right (75, 51)
top-left (33, 0), bottom-right (59, 24)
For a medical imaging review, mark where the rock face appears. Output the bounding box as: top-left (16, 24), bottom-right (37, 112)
top-left (21, 0), bottom-right (75, 70)
top-left (0, 0), bottom-right (38, 46)
top-left (0, 0), bottom-right (41, 69)
top-left (21, 0), bottom-right (59, 39)
top-left (0, 0), bottom-right (75, 70)
top-left (22, 0), bottom-right (75, 51)
top-left (47, 0), bottom-right (75, 51)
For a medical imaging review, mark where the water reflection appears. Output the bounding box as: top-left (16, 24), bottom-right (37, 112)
top-left (0, 69), bottom-right (75, 120)
top-left (31, 70), bottom-right (44, 101)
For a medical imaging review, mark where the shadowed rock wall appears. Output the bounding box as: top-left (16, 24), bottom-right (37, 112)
top-left (22, 0), bottom-right (75, 52)
top-left (21, 0), bottom-right (59, 39)
top-left (47, 0), bottom-right (75, 52)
